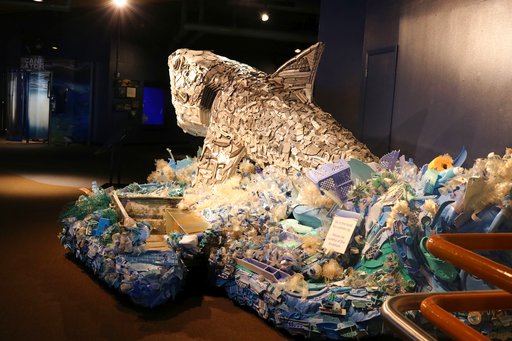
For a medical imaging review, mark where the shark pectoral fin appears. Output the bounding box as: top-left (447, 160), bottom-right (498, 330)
top-left (194, 136), bottom-right (247, 186)
top-left (270, 42), bottom-right (325, 103)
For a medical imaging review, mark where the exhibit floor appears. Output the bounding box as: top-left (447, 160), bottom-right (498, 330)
top-left (0, 140), bottom-right (293, 341)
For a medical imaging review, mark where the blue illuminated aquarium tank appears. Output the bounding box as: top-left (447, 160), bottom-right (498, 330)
top-left (142, 87), bottom-right (165, 125)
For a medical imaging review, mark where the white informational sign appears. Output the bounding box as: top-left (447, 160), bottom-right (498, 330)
top-left (322, 210), bottom-right (360, 254)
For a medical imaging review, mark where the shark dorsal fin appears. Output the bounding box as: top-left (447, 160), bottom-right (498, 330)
top-left (271, 42), bottom-right (325, 103)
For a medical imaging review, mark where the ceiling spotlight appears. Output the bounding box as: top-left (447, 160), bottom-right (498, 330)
top-left (261, 12), bottom-right (269, 22)
top-left (295, 49), bottom-right (301, 54)
top-left (52, 46), bottom-right (58, 50)
top-left (113, 0), bottom-right (127, 8)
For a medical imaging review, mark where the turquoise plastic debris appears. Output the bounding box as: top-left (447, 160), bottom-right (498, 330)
top-left (422, 169), bottom-right (440, 195)
top-left (292, 205), bottom-right (323, 228)
top-left (348, 158), bottom-right (375, 182)
top-left (175, 156), bottom-right (193, 170)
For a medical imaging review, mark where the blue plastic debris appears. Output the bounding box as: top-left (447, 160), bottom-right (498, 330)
top-left (307, 159), bottom-right (353, 201)
top-left (59, 148), bottom-right (512, 339)
top-left (91, 217), bottom-right (110, 236)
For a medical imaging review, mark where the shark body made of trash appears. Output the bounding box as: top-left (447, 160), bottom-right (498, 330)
top-left (167, 43), bottom-right (377, 186)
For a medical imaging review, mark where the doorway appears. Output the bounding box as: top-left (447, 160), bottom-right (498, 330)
top-left (361, 46), bottom-right (398, 157)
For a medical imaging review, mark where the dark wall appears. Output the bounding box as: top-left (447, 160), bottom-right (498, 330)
top-left (391, 0), bottom-right (512, 164)
top-left (364, 0), bottom-right (399, 52)
top-left (0, 5), bottom-right (192, 147)
top-left (0, 9), bottom-right (111, 143)
top-left (319, 0), bottom-right (512, 164)
top-left (315, 0), bottom-right (366, 135)
top-left (0, 2), bottom-right (318, 149)
top-left (99, 5), bottom-right (191, 146)
top-left (104, 36), bottom-right (188, 146)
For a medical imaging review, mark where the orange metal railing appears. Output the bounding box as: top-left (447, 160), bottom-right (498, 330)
top-left (421, 233), bottom-right (512, 340)
top-left (426, 233), bottom-right (512, 292)
top-left (381, 233), bottom-right (512, 341)
top-left (381, 290), bottom-right (507, 341)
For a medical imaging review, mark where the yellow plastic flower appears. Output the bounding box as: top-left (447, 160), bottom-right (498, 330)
top-left (428, 154), bottom-right (453, 171)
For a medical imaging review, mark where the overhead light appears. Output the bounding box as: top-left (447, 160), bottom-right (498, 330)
top-left (113, 0), bottom-right (127, 8)
top-left (261, 12), bottom-right (269, 22)
top-left (33, 0), bottom-right (43, 2)
top-left (295, 49), bottom-right (301, 54)
top-left (52, 46), bottom-right (58, 50)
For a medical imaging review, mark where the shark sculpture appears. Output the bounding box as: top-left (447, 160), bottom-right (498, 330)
top-left (168, 42), bottom-right (377, 185)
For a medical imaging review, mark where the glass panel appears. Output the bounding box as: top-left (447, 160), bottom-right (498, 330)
top-left (6, 71), bottom-right (23, 141)
top-left (27, 71), bottom-right (50, 140)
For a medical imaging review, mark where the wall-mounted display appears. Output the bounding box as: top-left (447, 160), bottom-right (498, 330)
top-left (113, 79), bottom-right (141, 116)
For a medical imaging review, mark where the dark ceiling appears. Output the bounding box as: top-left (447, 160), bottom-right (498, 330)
top-left (0, 0), bottom-right (320, 48)
top-left (0, 0), bottom-right (72, 12)
top-left (0, 0), bottom-right (320, 74)
top-left (0, 0), bottom-right (320, 64)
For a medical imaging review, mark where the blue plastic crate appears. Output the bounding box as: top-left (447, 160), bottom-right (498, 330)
top-left (307, 159), bottom-right (353, 201)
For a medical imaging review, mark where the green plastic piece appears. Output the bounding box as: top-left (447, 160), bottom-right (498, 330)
top-left (60, 190), bottom-right (112, 220)
top-left (400, 268), bottom-right (416, 291)
top-left (420, 237), bottom-right (458, 282)
top-left (358, 243), bottom-right (394, 273)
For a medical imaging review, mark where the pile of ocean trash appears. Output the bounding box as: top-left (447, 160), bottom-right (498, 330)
top-left (59, 147), bottom-right (512, 339)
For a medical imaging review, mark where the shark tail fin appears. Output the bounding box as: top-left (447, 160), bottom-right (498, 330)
top-left (271, 42), bottom-right (325, 103)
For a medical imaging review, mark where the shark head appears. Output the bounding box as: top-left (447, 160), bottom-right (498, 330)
top-left (168, 49), bottom-right (227, 137)
top-left (168, 43), bottom-right (325, 138)
top-left (168, 48), bottom-right (266, 137)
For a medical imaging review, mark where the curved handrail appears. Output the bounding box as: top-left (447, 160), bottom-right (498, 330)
top-left (382, 292), bottom-right (447, 341)
top-left (381, 290), bottom-right (509, 341)
top-left (422, 233), bottom-right (512, 340)
top-left (420, 291), bottom-right (512, 341)
top-left (426, 233), bottom-right (512, 293)
top-left (382, 233), bottom-right (512, 341)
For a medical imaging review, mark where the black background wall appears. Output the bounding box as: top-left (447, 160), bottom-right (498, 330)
top-left (5, 0), bottom-right (512, 164)
top-left (0, 1), bottom-right (319, 149)
top-left (393, 0), bottom-right (512, 164)
top-left (315, 0), bottom-right (366, 135)
top-left (317, 0), bottom-right (512, 165)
